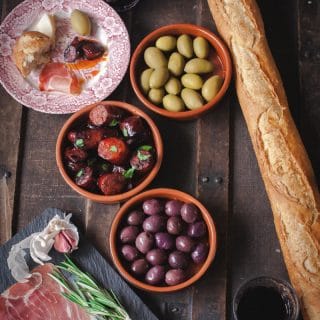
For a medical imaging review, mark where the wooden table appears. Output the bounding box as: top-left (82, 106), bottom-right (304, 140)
top-left (0, 0), bottom-right (319, 319)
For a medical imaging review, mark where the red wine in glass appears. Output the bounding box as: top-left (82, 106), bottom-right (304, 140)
top-left (105, 0), bottom-right (140, 12)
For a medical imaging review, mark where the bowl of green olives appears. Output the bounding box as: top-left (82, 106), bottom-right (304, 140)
top-left (130, 24), bottom-right (232, 120)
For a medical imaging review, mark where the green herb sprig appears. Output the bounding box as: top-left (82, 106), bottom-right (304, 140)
top-left (50, 256), bottom-right (131, 320)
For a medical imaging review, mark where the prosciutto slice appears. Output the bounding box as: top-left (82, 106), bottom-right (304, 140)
top-left (0, 264), bottom-right (91, 320)
top-left (39, 62), bottom-right (81, 94)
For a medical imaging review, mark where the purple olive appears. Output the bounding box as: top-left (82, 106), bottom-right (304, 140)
top-left (142, 198), bottom-right (164, 215)
top-left (180, 203), bottom-right (199, 223)
top-left (187, 221), bottom-right (207, 238)
top-left (120, 226), bottom-right (139, 244)
top-left (176, 236), bottom-right (195, 253)
top-left (191, 243), bottom-right (209, 264)
top-left (143, 215), bottom-right (166, 233)
top-left (146, 249), bottom-right (167, 266)
top-left (167, 216), bottom-right (185, 235)
top-left (165, 269), bottom-right (186, 286)
top-left (168, 251), bottom-right (189, 269)
top-left (155, 232), bottom-right (175, 250)
top-left (127, 210), bottom-right (144, 226)
top-left (131, 258), bottom-right (149, 276)
top-left (135, 231), bottom-right (154, 254)
top-left (121, 245), bottom-right (139, 262)
top-left (145, 265), bottom-right (165, 285)
top-left (165, 200), bottom-right (183, 216)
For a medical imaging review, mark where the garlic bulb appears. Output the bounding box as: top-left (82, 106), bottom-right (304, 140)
top-left (8, 213), bottom-right (79, 282)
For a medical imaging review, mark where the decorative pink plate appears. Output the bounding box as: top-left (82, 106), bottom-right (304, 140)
top-left (0, 0), bottom-right (130, 114)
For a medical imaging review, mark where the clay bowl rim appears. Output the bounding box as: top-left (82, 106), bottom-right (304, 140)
top-left (130, 23), bottom-right (232, 121)
top-left (56, 101), bottom-right (163, 204)
top-left (109, 188), bottom-right (217, 293)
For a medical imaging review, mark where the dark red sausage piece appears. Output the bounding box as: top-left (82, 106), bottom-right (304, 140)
top-left (98, 172), bottom-right (127, 195)
top-left (64, 147), bottom-right (88, 163)
top-left (130, 150), bottom-right (155, 175)
top-left (89, 104), bottom-right (124, 127)
top-left (72, 128), bottom-right (106, 150)
top-left (67, 130), bottom-right (77, 144)
top-left (98, 137), bottom-right (129, 165)
top-left (84, 128), bottom-right (106, 149)
top-left (119, 116), bottom-right (145, 138)
top-left (75, 166), bottom-right (95, 189)
top-left (112, 165), bottom-right (126, 174)
top-left (82, 41), bottom-right (105, 60)
top-left (66, 161), bottom-right (86, 173)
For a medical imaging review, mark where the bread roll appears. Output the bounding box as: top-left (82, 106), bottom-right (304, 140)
top-left (206, 1), bottom-right (320, 319)
top-left (12, 31), bottom-right (51, 77)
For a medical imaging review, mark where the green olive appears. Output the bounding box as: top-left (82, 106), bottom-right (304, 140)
top-left (181, 88), bottom-right (204, 110)
top-left (168, 52), bottom-right (185, 77)
top-left (140, 68), bottom-right (153, 94)
top-left (165, 77), bottom-right (182, 95)
top-left (148, 88), bottom-right (165, 104)
top-left (163, 94), bottom-right (185, 112)
top-left (193, 37), bottom-right (209, 58)
top-left (156, 36), bottom-right (177, 51)
top-left (202, 75), bottom-right (224, 101)
top-left (71, 10), bottom-right (91, 36)
top-left (184, 58), bottom-right (213, 74)
top-left (149, 67), bottom-right (169, 89)
top-left (177, 34), bottom-right (193, 58)
top-left (181, 74), bottom-right (203, 90)
top-left (144, 47), bottom-right (168, 69)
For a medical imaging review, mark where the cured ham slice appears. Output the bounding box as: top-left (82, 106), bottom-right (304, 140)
top-left (0, 264), bottom-right (91, 320)
top-left (39, 62), bottom-right (81, 95)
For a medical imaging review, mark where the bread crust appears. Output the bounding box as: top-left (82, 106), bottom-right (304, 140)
top-left (12, 31), bottom-right (51, 77)
top-left (207, 1), bottom-right (320, 319)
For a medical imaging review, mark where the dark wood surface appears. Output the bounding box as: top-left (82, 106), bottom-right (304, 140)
top-left (0, 0), bottom-right (319, 319)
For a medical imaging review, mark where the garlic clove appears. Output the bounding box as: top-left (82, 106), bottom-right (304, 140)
top-left (54, 230), bottom-right (78, 253)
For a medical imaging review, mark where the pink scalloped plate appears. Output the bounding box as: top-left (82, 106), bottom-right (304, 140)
top-left (0, 0), bottom-right (130, 114)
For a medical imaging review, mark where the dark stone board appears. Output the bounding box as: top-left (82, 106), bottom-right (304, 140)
top-left (0, 208), bottom-right (158, 320)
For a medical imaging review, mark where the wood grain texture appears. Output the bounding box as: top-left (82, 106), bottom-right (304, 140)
top-left (190, 1), bottom-right (230, 319)
top-left (298, 0), bottom-right (320, 182)
top-left (0, 0), bottom-right (24, 245)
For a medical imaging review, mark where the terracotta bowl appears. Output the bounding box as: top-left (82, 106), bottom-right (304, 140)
top-left (109, 188), bottom-right (217, 292)
top-left (130, 23), bottom-right (232, 120)
top-left (56, 101), bottom-right (163, 204)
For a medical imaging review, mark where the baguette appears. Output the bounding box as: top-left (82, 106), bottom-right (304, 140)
top-left (206, 1), bottom-right (320, 319)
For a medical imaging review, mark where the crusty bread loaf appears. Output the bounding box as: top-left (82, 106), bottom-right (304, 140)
top-left (12, 31), bottom-right (51, 77)
top-left (206, 1), bottom-right (320, 319)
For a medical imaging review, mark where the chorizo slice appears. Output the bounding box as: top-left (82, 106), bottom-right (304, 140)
top-left (98, 172), bottom-right (127, 195)
top-left (98, 137), bottom-right (129, 165)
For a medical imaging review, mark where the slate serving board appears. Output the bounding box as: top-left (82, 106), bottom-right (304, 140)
top-left (0, 208), bottom-right (158, 320)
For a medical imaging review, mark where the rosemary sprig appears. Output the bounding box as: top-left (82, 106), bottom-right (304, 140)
top-left (50, 256), bottom-right (131, 320)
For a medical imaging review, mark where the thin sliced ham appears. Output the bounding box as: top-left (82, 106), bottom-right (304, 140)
top-left (0, 264), bottom-right (91, 320)
top-left (39, 62), bottom-right (81, 95)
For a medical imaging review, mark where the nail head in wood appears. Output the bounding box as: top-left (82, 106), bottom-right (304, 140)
top-left (214, 176), bottom-right (223, 184)
top-left (201, 176), bottom-right (210, 183)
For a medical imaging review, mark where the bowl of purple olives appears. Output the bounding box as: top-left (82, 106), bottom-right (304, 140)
top-left (109, 188), bottom-right (217, 292)
top-left (56, 101), bottom-right (163, 204)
